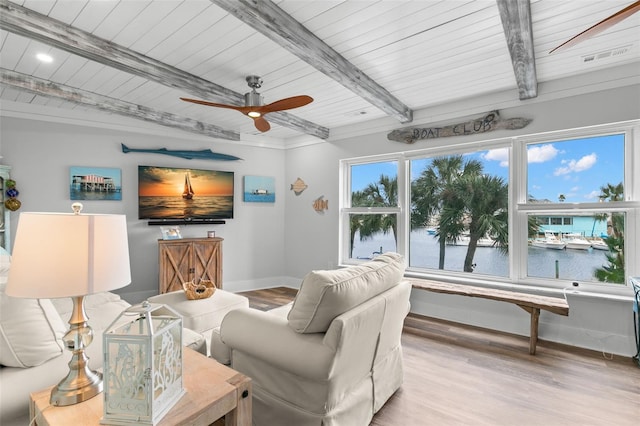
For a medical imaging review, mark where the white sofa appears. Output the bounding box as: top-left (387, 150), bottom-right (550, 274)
top-left (0, 252), bottom-right (206, 426)
top-left (211, 252), bottom-right (411, 426)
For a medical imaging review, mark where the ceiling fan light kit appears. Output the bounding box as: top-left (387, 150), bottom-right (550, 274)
top-left (181, 76), bottom-right (313, 133)
top-left (245, 75), bottom-right (264, 117)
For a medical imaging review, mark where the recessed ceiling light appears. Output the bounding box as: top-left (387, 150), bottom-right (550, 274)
top-left (345, 109), bottom-right (369, 117)
top-left (36, 53), bottom-right (53, 63)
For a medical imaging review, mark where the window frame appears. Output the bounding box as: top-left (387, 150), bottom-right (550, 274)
top-left (339, 154), bottom-right (404, 261)
top-left (339, 121), bottom-right (639, 297)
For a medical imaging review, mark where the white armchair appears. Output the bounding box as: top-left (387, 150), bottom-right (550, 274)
top-left (211, 253), bottom-right (410, 426)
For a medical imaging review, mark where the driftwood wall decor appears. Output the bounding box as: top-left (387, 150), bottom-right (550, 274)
top-left (387, 110), bottom-right (532, 144)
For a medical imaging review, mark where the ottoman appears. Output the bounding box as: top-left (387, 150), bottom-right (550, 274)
top-left (148, 289), bottom-right (249, 355)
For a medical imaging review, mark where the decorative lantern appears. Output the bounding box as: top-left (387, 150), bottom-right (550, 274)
top-left (102, 301), bottom-right (185, 425)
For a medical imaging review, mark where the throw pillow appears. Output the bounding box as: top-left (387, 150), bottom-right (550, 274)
top-left (288, 252), bottom-right (405, 333)
top-left (0, 284), bottom-right (67, 368)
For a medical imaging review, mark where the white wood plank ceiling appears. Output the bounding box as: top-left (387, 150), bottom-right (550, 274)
top-left (1, 0), bottom-right (639, 144)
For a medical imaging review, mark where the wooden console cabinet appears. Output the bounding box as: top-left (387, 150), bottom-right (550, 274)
top-left (158, 237), bottom-right (223, 294)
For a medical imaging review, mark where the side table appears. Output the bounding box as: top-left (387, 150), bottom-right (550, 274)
top-left (29, 348), bottom-right (251, 426)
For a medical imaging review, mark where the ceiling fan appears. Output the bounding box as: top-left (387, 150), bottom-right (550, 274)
top-left (550, 1), bottom-right (640, 53)
top-left (180, 76), bottom-right (313, 132)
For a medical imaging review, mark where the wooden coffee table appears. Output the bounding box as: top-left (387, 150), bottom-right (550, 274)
top-left (29, 348), bottom-right (251, 426)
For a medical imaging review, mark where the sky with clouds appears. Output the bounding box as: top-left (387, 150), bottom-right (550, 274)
top-left (352, 134), bottom-right (624, 202)
top-left (479, 134), bottom-right (623, 202)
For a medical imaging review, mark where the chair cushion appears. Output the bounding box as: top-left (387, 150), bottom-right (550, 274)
top-left (287, 253), bottom-right (405, 333)
top-left (0, 283), bottom-right (66, 368)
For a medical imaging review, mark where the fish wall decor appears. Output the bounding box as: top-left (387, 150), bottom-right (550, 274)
top-left (290, 177), bottom-right (308, 195)
top-left (313, 195), bottom-right (329, 213)
top-left (121, 143), bottom-right (242, 161)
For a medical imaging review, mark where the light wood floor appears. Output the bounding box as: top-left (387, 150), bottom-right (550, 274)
top-left (238, 287), bottom-right (640, 426)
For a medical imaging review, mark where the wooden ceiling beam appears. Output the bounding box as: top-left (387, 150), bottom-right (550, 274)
top-left (0, 0), bottom-right (328, 139)
top-left (212, 0), bottom-right (413, 124)
top-left (496, 0), bottom-right (538, 99)
top-left (0, 68), bottom-right (241, 142)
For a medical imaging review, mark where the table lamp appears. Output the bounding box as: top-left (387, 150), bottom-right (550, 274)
top-left (6, 203), bottom-right (131, 406)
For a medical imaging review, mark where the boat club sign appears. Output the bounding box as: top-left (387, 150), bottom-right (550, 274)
top-left (387, 110), bottom-right (532, 144)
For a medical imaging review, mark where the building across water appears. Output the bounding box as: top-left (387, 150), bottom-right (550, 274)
top-left (71, 174), bottom-right (119, 192)
top-left (534, 215), bottom-right (608, 238)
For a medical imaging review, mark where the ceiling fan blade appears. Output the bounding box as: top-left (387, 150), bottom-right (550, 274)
top-left (180, 97), bottom-right (244, 112)
top-left (550, 1), bottom-right (640, 53)
top-left (253, 116), bottom-right (271, 132)
top-left (260, 95), bottom-right (313, 113)
top-left (181, 96), bottom-right (271, 131)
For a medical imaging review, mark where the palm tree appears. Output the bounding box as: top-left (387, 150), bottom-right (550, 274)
top-left (594, 182), bottom-right (625, 283)
top-left (350, 175), bottom-right (398, 257)
top-left (411, 156), bottom-right (482, 269)
top-left (599, 182), bottom-right (624, 202)
top-left (445, 174), bottom-right (509, 272)
top-left (349, 190), bottom-right (367, 257)
top-left (360, 174), bottom-right (398, 243)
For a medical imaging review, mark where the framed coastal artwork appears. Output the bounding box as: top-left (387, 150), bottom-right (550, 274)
top-left (138, 166), bottom-right (234, 220)
top-left (243, 175), bottom-right (275, 203)
top-left (70, 166), bottom-right (122, 201)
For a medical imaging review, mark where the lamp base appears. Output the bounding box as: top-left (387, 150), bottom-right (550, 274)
top-left (50, 295), bottom-right (103, 406)
top-left (50, 355), bottom-right (103, 406)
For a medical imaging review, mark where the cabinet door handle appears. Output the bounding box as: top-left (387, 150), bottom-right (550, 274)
top-left (189, 267), bottom-right (195, 274)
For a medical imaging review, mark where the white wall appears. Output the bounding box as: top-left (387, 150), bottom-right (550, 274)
top-left (284, 84), bottom-right (640, 357)
top-left (0, 117), bottom-right (288, 302)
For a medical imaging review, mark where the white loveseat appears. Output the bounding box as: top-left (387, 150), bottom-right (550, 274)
top-left (0, 251), bottom-right (206, 426)
top-left (211, 252), bottom-right (411, 426)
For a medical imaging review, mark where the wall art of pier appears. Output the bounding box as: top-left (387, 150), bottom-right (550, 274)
top-left (71, 174), bottom-right (120, 192)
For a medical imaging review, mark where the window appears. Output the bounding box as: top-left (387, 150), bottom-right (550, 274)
top-left (409, 150), bottom-right (509, 278)
top-left (340, 124), bottom-right (639, 295)
top-left (346, 161), bottom-right (399, 260)
top-left (522, 133), bottom-right (629, 287)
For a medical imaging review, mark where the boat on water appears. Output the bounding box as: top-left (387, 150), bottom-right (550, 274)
top-left (477, 237), bottom-right (495, 247)
top-left (531, 231), bottom-right (566, 250)
top-left (590, 238), bottom-right (609, 251)
top-left (182, 173), bottom-right (194, 200)
top-left (447, 235), bottom-right (495, 247)
top-left (563, 233), bottom-right (592, 250)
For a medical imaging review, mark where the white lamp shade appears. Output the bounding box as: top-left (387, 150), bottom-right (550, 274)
top-left (6, 212), bottom-right (131, 298)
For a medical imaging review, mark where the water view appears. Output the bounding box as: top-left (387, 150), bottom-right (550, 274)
top-left (139, 195), bottom-right (233, 219)
top-left (352, 229), bottom-right (610, 282)
top-left (70, 187), bottom-right (121, 201)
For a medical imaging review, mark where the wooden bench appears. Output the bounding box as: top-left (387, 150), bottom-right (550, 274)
top-left (410, 279), bottom-right (569, 355)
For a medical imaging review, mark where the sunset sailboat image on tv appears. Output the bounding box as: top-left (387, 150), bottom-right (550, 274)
top-left (138, 166), bottom-right (234, 220)
top-left (182, 172), bottom-right (194, 200)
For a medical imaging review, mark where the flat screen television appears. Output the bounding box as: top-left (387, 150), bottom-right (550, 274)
top-left (138, 165), bottom-right (234, 220)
